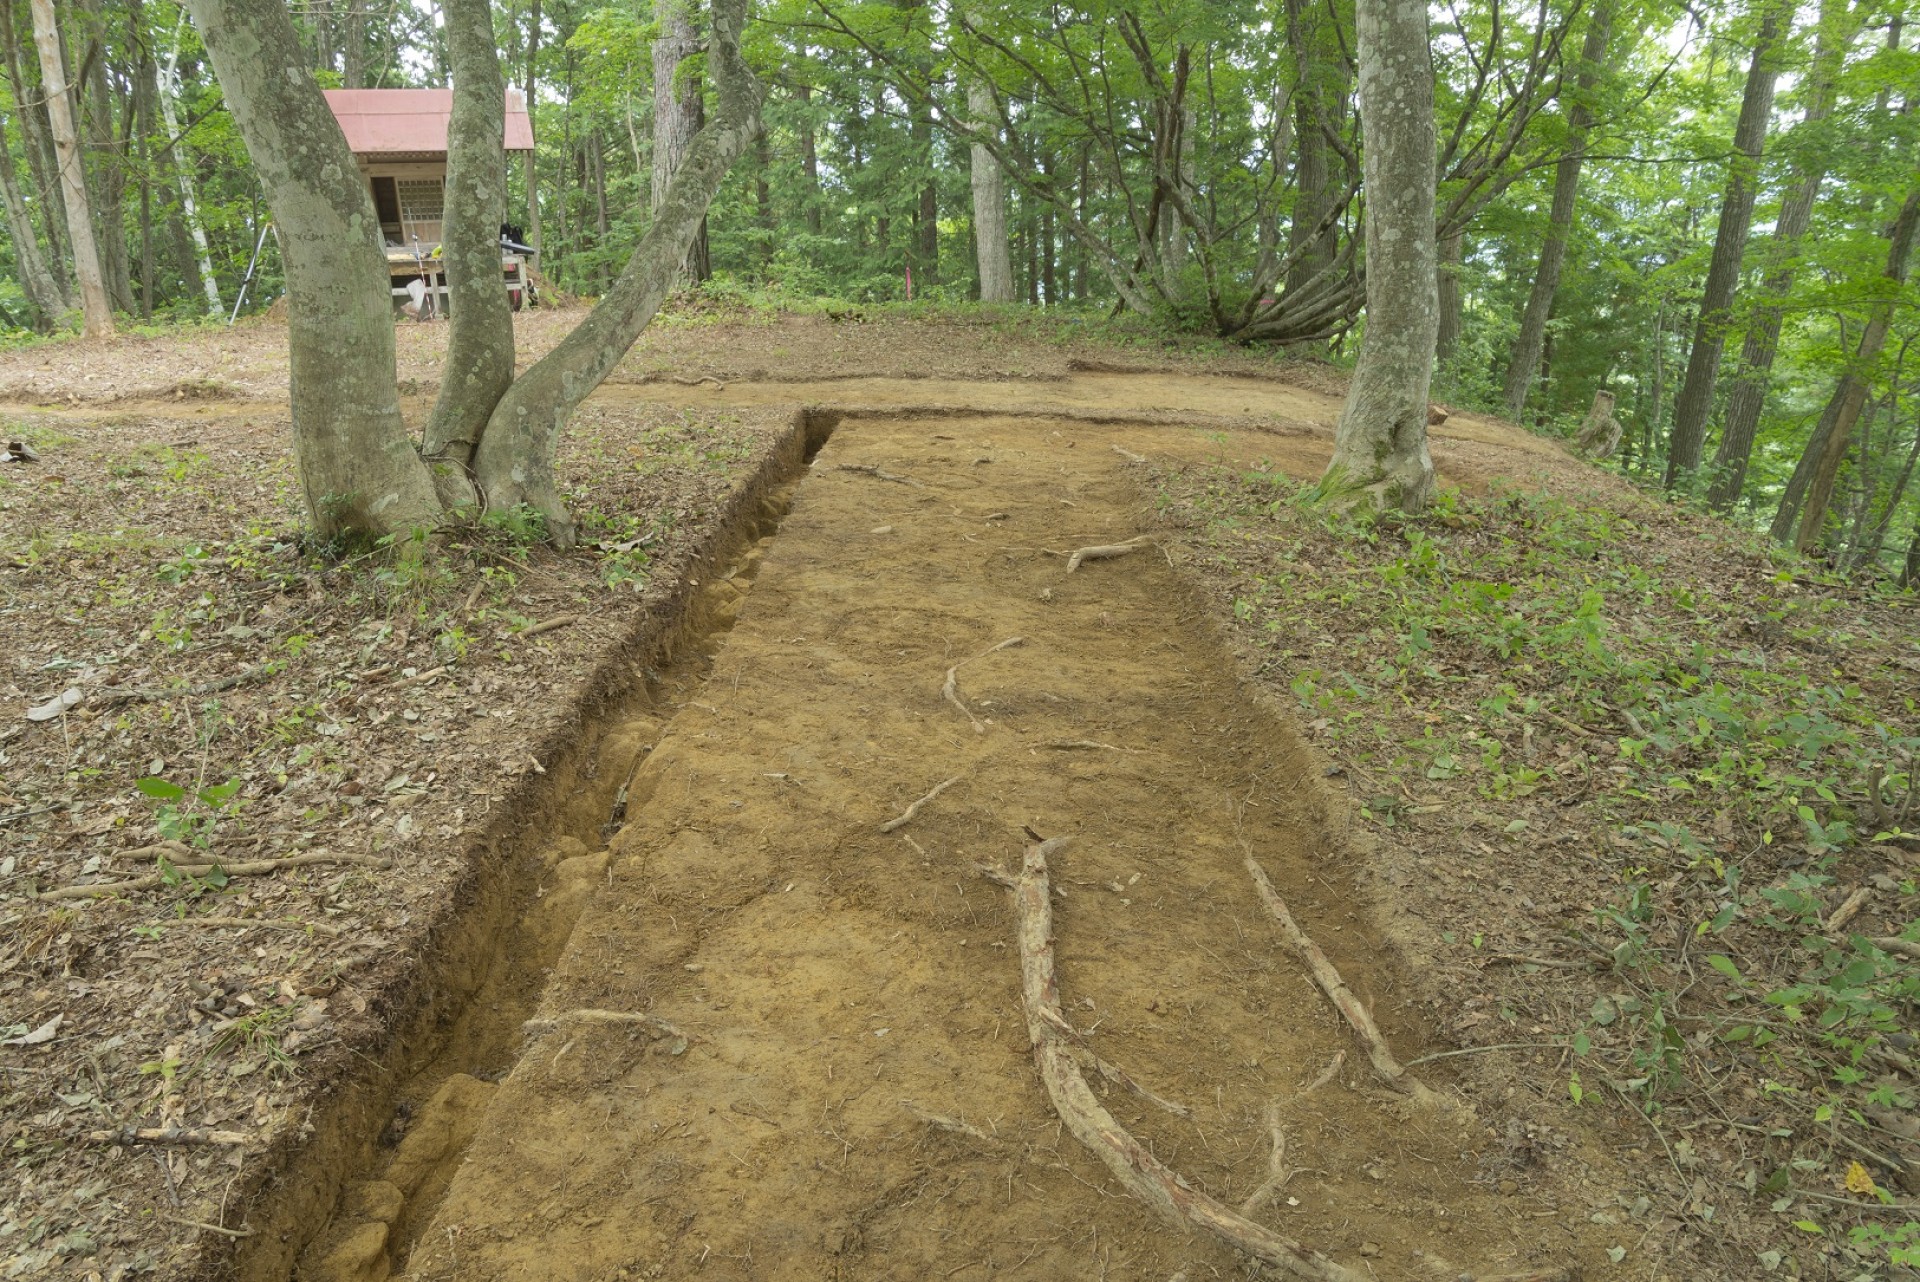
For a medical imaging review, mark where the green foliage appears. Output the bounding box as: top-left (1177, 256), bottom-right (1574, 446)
top-left (135, 774), bottom-right (244, 850)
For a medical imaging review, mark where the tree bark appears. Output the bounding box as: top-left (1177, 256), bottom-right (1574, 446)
top-left (798, 81), bottom-right (821, 237)
top-left (913, 98), bottom-right (936, 284)
top-left (651, 0), bottom-right (709, 287)
top-left (968, 80), bottom-right (1012, 302)
top-left (0, 109), bottom-right (65, 328)
top-left (29, 0), bottom-right (114, 336)
top-left (1, 0), bottom-right (70, 299)
top-left (186, 0), bottom-right (441, 540)
top-left (1284, 0), bottom-right (1345, 300)
top-left (74, 0), bottom-right (135, 314)
top-left (1705, 0), bottom-right (1860, 511)
top-left (422, 0), bottom-right (518, 494)
top-left (1502, 0), bottom-right (1611, 418)
top-left (1434, 228), bottom-right (1462, 362)
top-left (1664, 0), bottom-right (1789, 487)
top-left (523, 0), bottom-right (541, 252)
top-left (472, 0), bottom-right (759, 545)
top-left (157, 11), bottom-right (222, 314)
top-left (1779, 187), bottom-right (1920, 554)
top-left (1324, 0), bottom-right (1437, 511)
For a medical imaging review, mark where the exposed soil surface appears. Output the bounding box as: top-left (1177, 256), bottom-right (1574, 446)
top-left (6, 307), bottom-right (1880, 1282)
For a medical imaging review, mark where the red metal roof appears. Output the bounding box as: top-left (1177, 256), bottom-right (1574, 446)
top-left (322, 89), bottom-right (536, 156)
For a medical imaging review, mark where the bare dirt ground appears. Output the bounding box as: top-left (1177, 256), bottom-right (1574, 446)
top-left (2, 306), bottom-right (1911, 1282)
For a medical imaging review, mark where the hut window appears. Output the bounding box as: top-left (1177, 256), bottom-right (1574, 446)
top-left (370, 177), bottom-right (402, 240)
top-left (397, 178), bottom-right (446, 248)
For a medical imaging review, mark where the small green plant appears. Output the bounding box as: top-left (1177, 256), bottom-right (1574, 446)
top-left (136, 774), bottom-right (244, 849)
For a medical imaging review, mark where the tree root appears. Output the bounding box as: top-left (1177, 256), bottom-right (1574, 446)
top-left (1043, 739), bottom-right (1142, 753)
top-left (942, 637), bottom-right (1023, 733)
top-left (521, 1008), bottom-right (692, 1040)
top-left (980, 837), bottom-right (1368, 1282)
top-left (95, 666), bottom-right (271, 706)
top-left (880, 776), bottom-right (963, 833)
top-left (85, 1126), bottom-right (251, 1147)
top-left (836, 462), bottom-right (925, 488)
top-left (668, 375), bottom-right (726, 388)
top-left (1238, 1101), bottom-right (1291, 1215)
top-left (1242, 845), bottom-right (1444, 1106)
top-left (37, 851), bottom-right (393, 901)
top-left (1066, 535), bottom-right (1154, 572)
top-left (1111, 444), bottom-right (1148, 464)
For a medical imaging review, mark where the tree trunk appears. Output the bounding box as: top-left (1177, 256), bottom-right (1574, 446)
top-left (1324, 0), bottom-right (1437, 511)
top-left (1, 0), bottom-right (70, 299)
top-left (1434, 228), bottom-right (1462, 362)
top-left (914, 100), bottom-right (936, 284)
top-left (185, 0), bottom-right (440, 540)
top-left (1502, 0), bottom-right (1611, 418)
top-left (1900, 525), bottom-right (1920, 590)
top-left (473, 0), bottom-right (759, 544)
top-left (0, 109), bottom-right (65, 328)
top-left (651, 0), bottom-right (708, 287)
top-left (968, 80), bottom-right (1012, 302)
top-left (1664, 0), bottom-right (1788, 486)
top-left (798, 81), bottom-right (821, 237)
top-left (28, 0), bottom-right (113, 337)
top-left (157, 10), bottom-right (221, 314)
top-left (1705, 0), bottom-right (1860, 511)
top-left (524, 0), bottom-right (541, 252)
top-left (1284, 0), bottom-right (1346, 300)
top-left (74, 0), bottom-right (135, 314)
top-left (422, 0), bottom-right (518, 496)
top-left (1781, 187), bottom-right (1920, 554)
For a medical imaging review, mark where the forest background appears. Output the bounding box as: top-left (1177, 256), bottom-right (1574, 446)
top-left (0, 0), bottom-right (1917, 573)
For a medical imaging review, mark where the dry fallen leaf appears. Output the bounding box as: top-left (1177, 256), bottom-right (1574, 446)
top-left (2, 1014), bottom-right (63, 1046)
top-left (25, 687), bottom-right (83, 722)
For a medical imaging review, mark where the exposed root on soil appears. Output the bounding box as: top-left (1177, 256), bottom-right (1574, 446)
top-left (1302, 1051), bottom-right (1345, 1094)
top-left (37, 851), bottom-right (393, 900)
top-left (1042, 739), bottom-right (1142, 753)
top-left (942, 636), bottom-right (1024, 733)
top-left (668, 375), bottom-right (727, 389)
top-left (1412, 1250), bottom-right (1576, 1282)
top-left (901, 1100), bottom-right (1000, 1146)
top-left (1238, 1101), bottom-right (1291, 1215)
top-left (835, 462), bottom-right (925, 488)
top-left (521, 1009), bottom-right (691, 1040)
top-left (84, 1126), bottom-right (251, 1147)
top-left (1066, 535), bottom-right (1154, 572)
top-left (879, 776), bottom-right (964, 833)
top-left (96, 665), bottom-right (271, 706)
top-left (1111, 444), bottom-right (1148, 464)
top-left (1242, 844), bottom-right (1445, 1108)
top-left (982, 836), bottom-right (1368, 1282)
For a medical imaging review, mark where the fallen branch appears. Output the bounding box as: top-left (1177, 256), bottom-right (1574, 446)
top-left (141, 915), bottom-right (343, 937)
top-left (1242, 846), bottom-right (1441, 1106)
top-left (95, 666), bottom-right (271, 707)
top-left (519, 613), bottom-right (582, 640)
top-left (1111, 444), bottom-right (1148, 464)
top-left (836, 462), bottom-right (925, 489)
top-left (901, 1099), bottom-right (996, 1144)
top-left (1825, 887), bottom-right (1873, 935)
top-left (86, 1126), bottom-right (250, 1147)
top-left (1870, 936), bottom-right (1920, 961)
top-left (1043, 739), bottom-right (1142, 753)
top-left (37, 851), bottom-right (390, 901)
top-left (1066, 536), bottom-right (1153, 573)
top-left (880, 776), bottom-right (963, 834)
top-left (668, 374), bottom-right (726, 388)
top-left (166, 1215), bottom-right (254, 1239)
top-left (984, 837), bottom-right (1368, 1282)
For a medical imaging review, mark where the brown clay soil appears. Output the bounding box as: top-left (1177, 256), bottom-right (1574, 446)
top-left (2, 305), bottom-right (1890, 1282)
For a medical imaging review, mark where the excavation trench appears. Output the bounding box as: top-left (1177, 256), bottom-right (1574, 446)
top-left (273, 409), bottom-right (1591, 1281)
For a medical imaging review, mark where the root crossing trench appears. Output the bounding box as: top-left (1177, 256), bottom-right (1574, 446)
top-left (304, 414), bottom-right (1580, 1281)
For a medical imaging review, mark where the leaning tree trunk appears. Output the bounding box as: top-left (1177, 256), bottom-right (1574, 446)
top-left (968, 81), bottom-right (1013, 302)
top-left (1323, 0), bottom-right (1437, 511)
top-left (28, 0), bottom-right (113, 337)
top-left (1502, 0), bottom-right (1612, 418)
top-left (651, 0), bottom-right (709, 287)
top-left (185, 0), bottom-right (441, 541)
top-left (1783, 187), bottom-right (1920, 555)
top-left (0, 111), bottom-right (66, 329)
top-left (1663, 0), bottom-right (1789, 487)
top-left (471, 0), bottom-right (760, 546)
top-left (1706, 0), bottom-right (1858, 511)
top-left (422, 0), bottom-right (517, 500)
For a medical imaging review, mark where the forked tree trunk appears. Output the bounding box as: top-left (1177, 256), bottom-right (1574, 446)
top-left (1502, 0), bottom-right (1612, 418)
top-left (0, 112), bottom-right (65, 328)
top-left (422, 0), bottom-right (518, 493)
top-left (185, 0), bottom-right (441, 540)
top-left (28, 0), bottom-right (114, 337)
top-left (1664, 0), bottom-right (1789, 486)
top-left (968, 80), bottom-right (1013, 302)
top-left (1324, 0), bottom-right (1437, 511)
top-left (1706, 0), bottom-right (1859, 511)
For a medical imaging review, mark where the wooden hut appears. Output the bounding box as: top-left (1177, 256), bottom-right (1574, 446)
top-left (321, 88), bottom-right (537, 314)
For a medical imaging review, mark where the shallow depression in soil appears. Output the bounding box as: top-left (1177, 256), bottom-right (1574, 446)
top-left (306, 413), bottom-right (1595, 1281)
